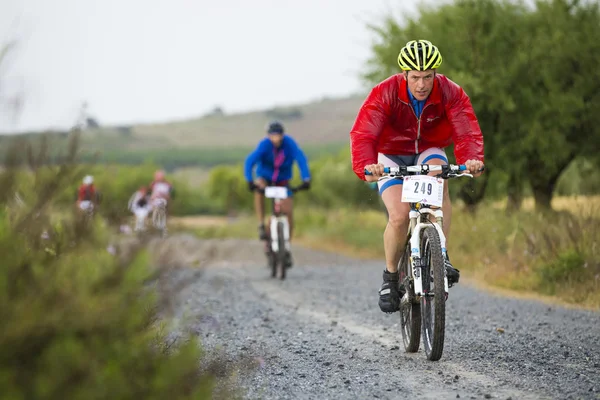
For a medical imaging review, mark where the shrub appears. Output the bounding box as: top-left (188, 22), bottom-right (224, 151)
top-left (0, 134), bottom-right (242, 399)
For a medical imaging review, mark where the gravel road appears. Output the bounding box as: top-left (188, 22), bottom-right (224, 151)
top-left (155, 235), bottom-right (600, 400)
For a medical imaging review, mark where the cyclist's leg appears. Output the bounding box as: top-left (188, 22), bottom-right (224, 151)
top-left (377, 154), bottom-right (414, 313)
top-left (381, 186), bottom-right (410, 273)
top-left (254, 178), bottom-right (268, 223)
top-left (378, 154), bottom-right (415, 273)
top-left (254, 177), bottom-right (268, 240)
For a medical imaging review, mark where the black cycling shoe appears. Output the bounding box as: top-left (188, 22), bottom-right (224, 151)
top-left (379, 270), bottom-right (400, 313)
top-left (258, 224), bottom-right (268, 241)
top-left (445, 253), bottom-right (460, 287)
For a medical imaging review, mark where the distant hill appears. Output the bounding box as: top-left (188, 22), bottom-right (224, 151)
top-left (0, 94), bottom-right (367, 168)
top-left (124, 94), bottom-right (365, 148)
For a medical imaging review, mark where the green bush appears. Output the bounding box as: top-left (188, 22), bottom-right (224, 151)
top-left (535, 250), bottom-right (587, 295)
top-left (0, 134), bottom-right (244, 399)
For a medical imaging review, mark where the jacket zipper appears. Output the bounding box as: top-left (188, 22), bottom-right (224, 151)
top-left (400, 100), bottom-right (431, 154)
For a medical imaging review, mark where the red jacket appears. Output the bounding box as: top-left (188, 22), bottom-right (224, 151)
top-left (77, 184), bottom-right (96, 201)
top-left (350, 73), bottom-right (484, 180)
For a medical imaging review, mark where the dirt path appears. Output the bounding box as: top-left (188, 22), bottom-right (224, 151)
top-left (151, 234), bottom-right (600, 400)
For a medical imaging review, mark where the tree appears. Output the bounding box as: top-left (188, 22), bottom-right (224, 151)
top-left (516, 0), bottom-right (600, 210)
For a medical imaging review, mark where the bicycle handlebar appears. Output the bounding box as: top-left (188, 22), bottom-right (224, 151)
top-left (365, 164), bottom-right (484, 178)
top-left (254, 184), bottom-right (310, 194)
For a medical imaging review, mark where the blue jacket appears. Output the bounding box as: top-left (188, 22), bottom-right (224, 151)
top-left (244, 135), bottom-right (311, 183)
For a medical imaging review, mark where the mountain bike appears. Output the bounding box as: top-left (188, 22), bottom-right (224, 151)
top-left (78, 200), bottom-right (95, 222)
top-left (366, 164), bottom-right (478, 361)
top-left (257, 184), bottom-right (308, 280)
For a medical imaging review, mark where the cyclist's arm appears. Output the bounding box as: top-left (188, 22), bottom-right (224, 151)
top-left (290, 139), bottom-right (311, 181)
top-left (76, 186), bottom-right (84, 202)
top-left (443, 78), bottom-right (484, 164)
top-left (244, 140), bottom-right (267, 182)
top-left (128, 193), bottom-right (137, 210)
top-left (349, 78), bottom-right (395, 180)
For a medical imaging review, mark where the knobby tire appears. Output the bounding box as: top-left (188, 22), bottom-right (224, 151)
top-left (420, 226), bottom-right (446, 361)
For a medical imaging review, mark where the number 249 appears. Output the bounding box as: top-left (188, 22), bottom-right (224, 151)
top-left (414, 182), bottom-right (433, 196)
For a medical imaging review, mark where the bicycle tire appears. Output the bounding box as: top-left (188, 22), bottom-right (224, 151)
top-left (420, 226), bottom-right (446, 361)
top-left (399, 242), bottom-right (421, 353)
top-left (152, 208), bottom-right (159, 228)
top-left (268, 245), bottom-right (277, 278)
top-left (277, 221), bottom-right (286, 280)
top-left (153, 206), bottom-right (166, 230)
top-left (161, 210), bottom-right (168, 237)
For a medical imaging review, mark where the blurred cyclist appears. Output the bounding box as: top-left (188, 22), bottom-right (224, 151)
top-left (244, 120), bottom-right (311, 247)
top-left (76, 175), bottom-right (99, 212)
top-left (128, 186), bottom-right (151, 231)
top-left (128, 186), bottom-right (150, 213)
top-left (148, 170), bottom-right (174, 205)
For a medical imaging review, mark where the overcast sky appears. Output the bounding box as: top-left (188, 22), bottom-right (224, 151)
top-left (0, 0), bottom-right (422, 133)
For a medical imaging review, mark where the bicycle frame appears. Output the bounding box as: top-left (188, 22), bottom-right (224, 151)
top-left (265, 189), bottom-right (291, 253)
top-left (408, 207), bottom-right (449, 297)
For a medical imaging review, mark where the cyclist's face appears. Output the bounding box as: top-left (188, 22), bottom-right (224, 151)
top-left (406, 70), bottom-right (435, 101)
top-left (268, 133), bottom-right (283, 147)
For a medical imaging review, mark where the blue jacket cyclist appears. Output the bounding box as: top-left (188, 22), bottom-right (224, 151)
top-left (245, 121), bottom-right (311, 260)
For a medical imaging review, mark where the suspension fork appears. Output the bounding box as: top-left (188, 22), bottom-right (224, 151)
top-left (408, 209), bottom-right (448, 296)
top-left (269, 198), bottom-right (290, 252)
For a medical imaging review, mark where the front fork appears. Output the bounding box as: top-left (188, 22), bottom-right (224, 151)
top-left (408, 209), bottom-right (449, 297)
top-left (269, 199), bottom-right (290, 253)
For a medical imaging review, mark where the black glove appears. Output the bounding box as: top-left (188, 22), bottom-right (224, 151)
top-left (248, 181), bottom-right (257, 192)
top-left (299, 180), bottom-right (311, 190)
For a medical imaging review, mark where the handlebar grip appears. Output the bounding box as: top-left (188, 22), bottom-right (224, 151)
top-left (458, 165), bottom-right (485, 172)
top-left (364, 167), bottom-right (390, 176)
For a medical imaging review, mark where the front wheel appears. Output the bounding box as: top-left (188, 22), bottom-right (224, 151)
top-left (152, 206), bottom-right (167, 237)
top-left (420, 226), bottom-right (446, 361)
top-left (276, 221), bottom-right (286, 280)
top-left (399, 242), bottom-right (421, 353)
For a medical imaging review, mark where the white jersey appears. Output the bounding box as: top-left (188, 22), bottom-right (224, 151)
top-left (151, 181), bottom-right (171, 196)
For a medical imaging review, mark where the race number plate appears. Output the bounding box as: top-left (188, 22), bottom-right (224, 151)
top-left (264, 186), bottom-right (288, 199)
top-left (401, 175), bottom-right (444, 207)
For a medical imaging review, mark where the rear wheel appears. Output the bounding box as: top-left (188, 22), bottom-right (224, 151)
top-left (399, 242), bottom-right (421, 353)
top-left (420, 226), bottom-right (446, 361)
top-left (277, 222), bottom-right (286, 280)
